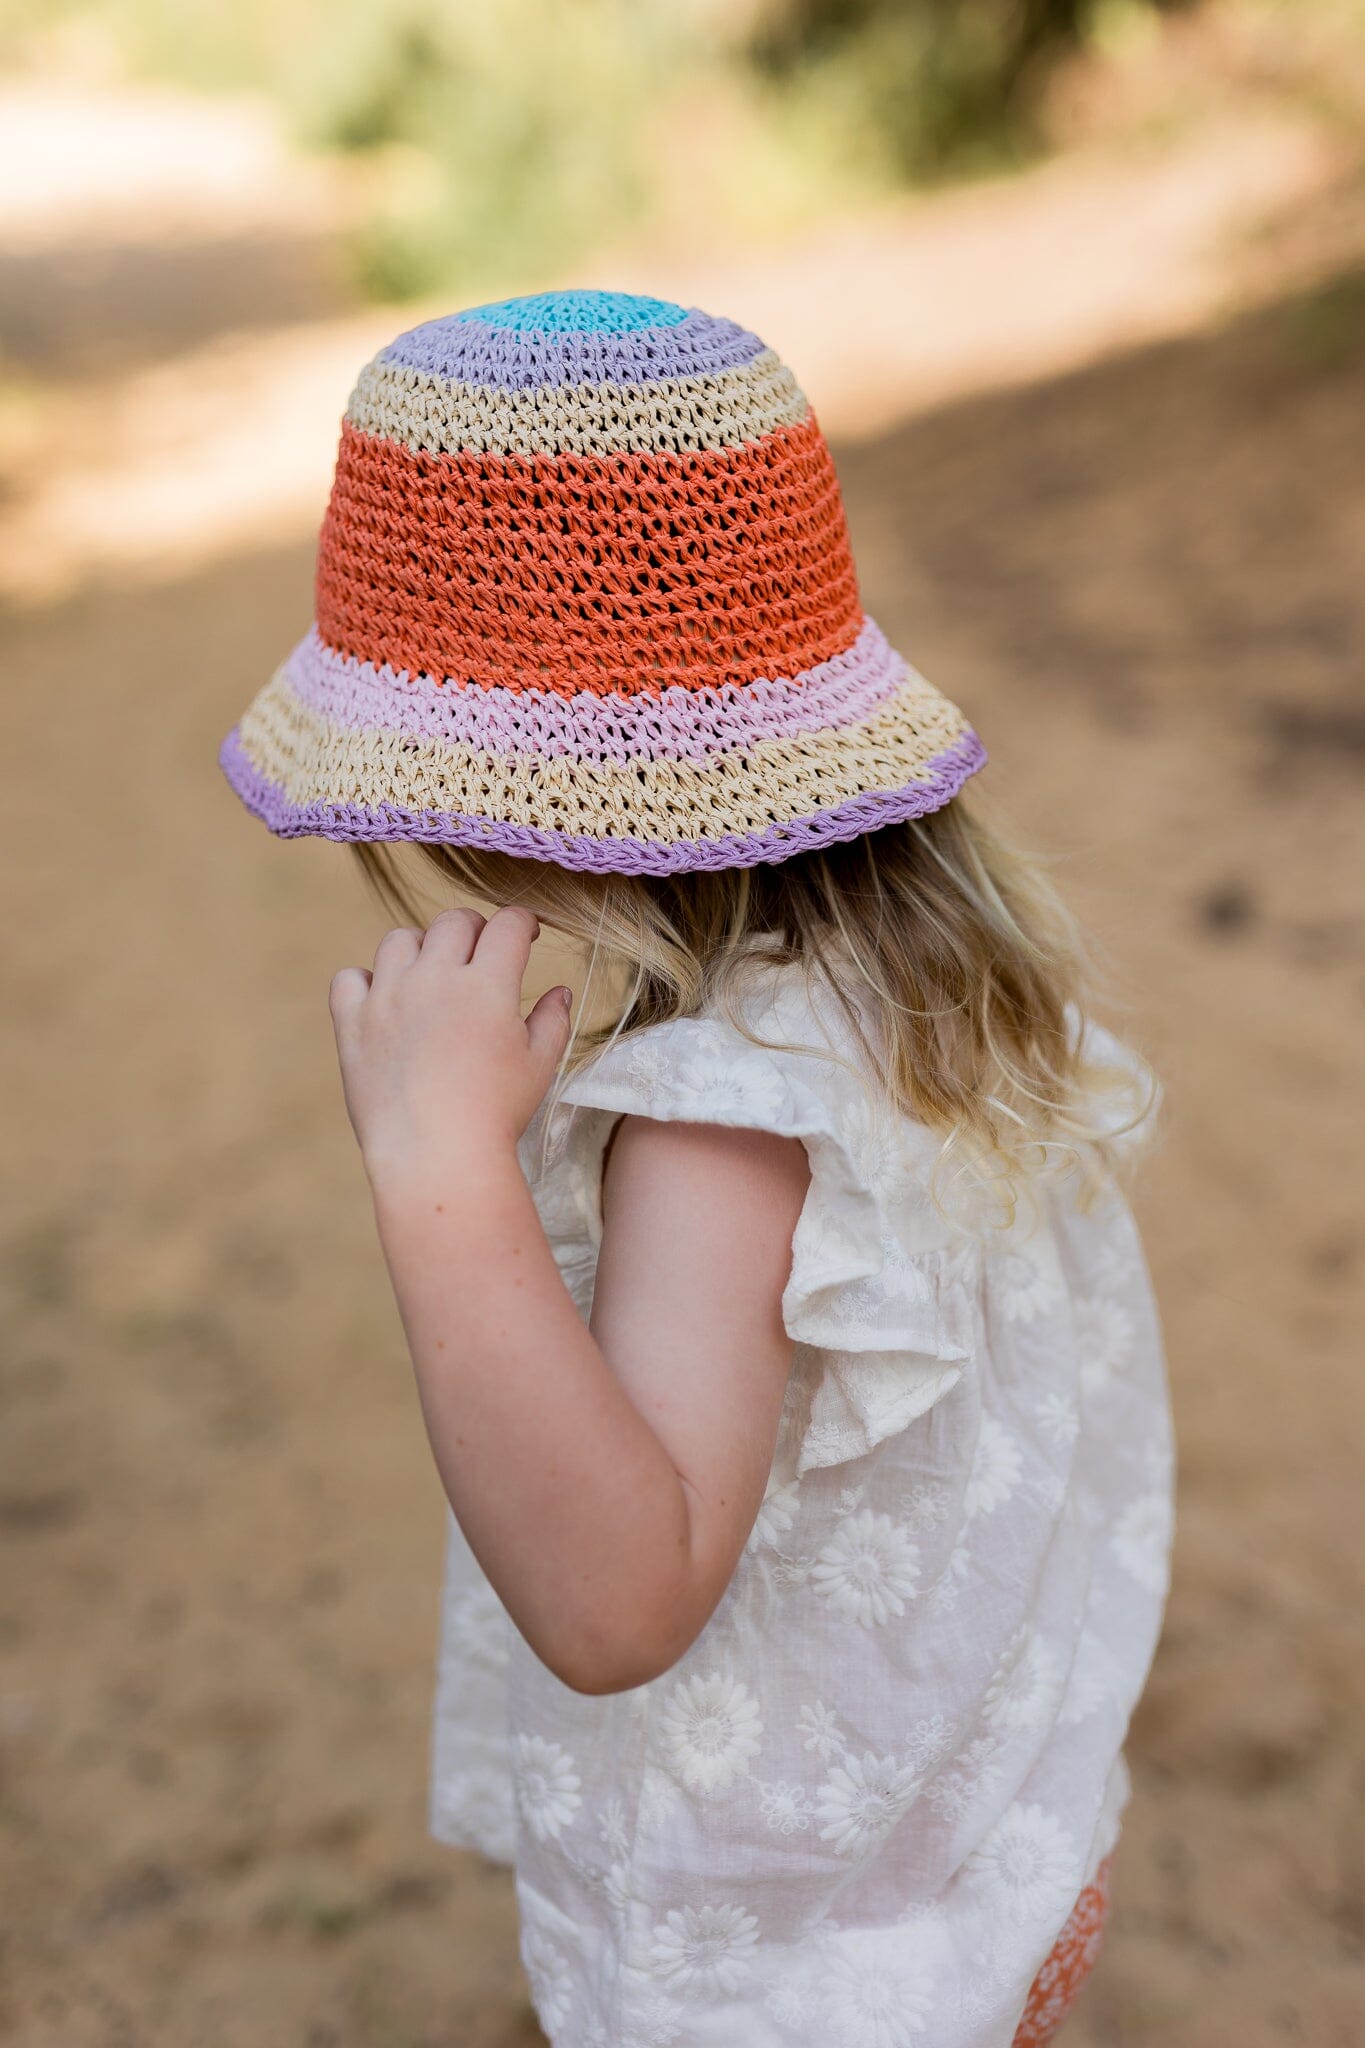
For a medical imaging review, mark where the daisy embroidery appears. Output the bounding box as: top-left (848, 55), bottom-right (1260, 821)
top-left (796, 1205), bottom-right (873, 1294)
top-left (923, 1735), bottom-right (1003, 1823)
top-left (1035, 1469), bottom-right (1069, 1512)
top-left (982, 1627), bottom-right (1063, 1734)
top-left (816, 1752), bottom-right (920, 1857)
top-left (797, 1700), bottom-right (845, 1762)
top-left (1036, 1390), bottom-right (1080, 1450)
top-left (1076, 1294), bottom-right (1136, 1398)
top-left (903, 1714), bottom-right (955, 1772)
top-left (1112, 1489), bottom-right (1173, 1594)
top-left (621, 1990), bottom-right (685, 2046)
top-left (521, 1923), bottom-right (575, 2033)
top-left (747, 1479), bottom-right (801, 1552)
top-left (657, 1672), bottom-right (764, 1795)
top-left (811, 1509), bottom-right (920, 1627)
top-left (432, 1764), bottom-right (514, 1861)
top-left (622, 1041), bottom-right (667, 1101)
top-left (758, 1780), bottom-right (814, 1834)
top-left (444, 1580), bottom-right (509, 1669)
top-left (598, 1795), bottom-right (630, 1858)
top-left (1089, 1226), bottom-right (1142, 1294)
top-left (637, 1766), bottom-right (683, 1831)
top-left (1058, 1627), bottom-right (1124, 1727)
top-left (818, 1947), bottom-right (933, 2046)
top-left (648, 1902), bottom-right (760, 1998)
top-left (923, 1540), bottom-right (972, 1616)
top-left (603, 1859), bottom-right (634, 1933)
top-left (513, 1734), bottom-right (582, 1841)
top-left (997, 1237), bottom-right (1062, 1324)
top-left (904, 1482), bottom-right (951, 1533)
top-left (965, 1803), bottom-right (1079, 1921)
top-left (766, 1975), bottom-right (810, 2029)
top-left (923, 1769), bottom-right (974, 1825)
top-left (963, 1416), bottom-right (1023, 1519)
top-left (674, 1050), bottom-right (788, 1127)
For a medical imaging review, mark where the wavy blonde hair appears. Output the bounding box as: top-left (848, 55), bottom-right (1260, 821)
top-left (354, 798), bottom-right (1150, 1219)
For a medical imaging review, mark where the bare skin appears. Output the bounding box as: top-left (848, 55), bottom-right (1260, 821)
top-left (328, 904), bottom-right (810, 1696)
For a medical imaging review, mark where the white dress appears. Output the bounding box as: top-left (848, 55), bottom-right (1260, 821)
top-left (429, 967), bottom-right (1174, 2048)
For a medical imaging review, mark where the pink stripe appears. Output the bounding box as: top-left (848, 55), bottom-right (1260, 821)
top-left (283, 618), bottom-right (907, 764)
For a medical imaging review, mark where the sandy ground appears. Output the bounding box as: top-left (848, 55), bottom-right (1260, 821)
top-left (2, 56), bottom-right (1364, 2048)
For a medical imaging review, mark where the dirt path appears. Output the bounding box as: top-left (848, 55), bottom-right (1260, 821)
top-left (2, 72), bottom-right (1363, 2048)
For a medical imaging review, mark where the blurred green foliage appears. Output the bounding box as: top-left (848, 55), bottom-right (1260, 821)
top-left (0, 0), bottom-right (1235, 298)
top-left (284, 0), bottom-right (676, 298)
top-left (752, 0), bottom-right (1102, 177)
top-left (4, 0), bottom-right (694, 294)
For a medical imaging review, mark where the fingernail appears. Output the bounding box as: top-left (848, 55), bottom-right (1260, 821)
top-left (557, 986), bottom-right (573, 1008)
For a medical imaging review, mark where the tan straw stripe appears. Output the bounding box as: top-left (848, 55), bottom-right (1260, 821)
top-left (346, 348), bottom-right (812, 457)
top-left (237, 665), bottom-right (970, 846)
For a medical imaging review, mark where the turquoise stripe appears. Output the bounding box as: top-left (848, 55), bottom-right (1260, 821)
top-left (455, 289), bottom-right (688, 335)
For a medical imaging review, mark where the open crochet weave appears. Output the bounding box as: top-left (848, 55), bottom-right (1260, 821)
top-left (220, 289), bottom-right (985, 875)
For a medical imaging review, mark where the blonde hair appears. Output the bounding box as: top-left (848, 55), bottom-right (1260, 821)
top-left (354, 799), bottom-right (1150, 1220)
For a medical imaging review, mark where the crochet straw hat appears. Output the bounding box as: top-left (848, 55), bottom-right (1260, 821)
top-left (220, 289), bottom-right (984, 875)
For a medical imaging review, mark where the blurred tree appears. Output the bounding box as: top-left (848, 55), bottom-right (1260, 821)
top-left (0, 0), bottom-right (680, 297)
top-left (285, 0), bottom-right (668, 297)
top-left (748, 0), bottom-right (1194, 176)
top-left (0, 0), bottom-right (1204, 296)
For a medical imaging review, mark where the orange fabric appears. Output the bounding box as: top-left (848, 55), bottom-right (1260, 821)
top-left (1011, 1857), bottom-right (1113, 2047)
top-left (314, 415), bottom-right (863, 698)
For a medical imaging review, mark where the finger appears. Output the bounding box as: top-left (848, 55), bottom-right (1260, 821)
top-left (525, 983), bottom-right (573, 1083)
top-left (472, 904), bottom-right (540, 989)
top-left (328, 966), bottom-right (371, 1030)
top-left (371, 926), bottom-right (422, 981)
top-left (420, 905), bottom-right (486, 966)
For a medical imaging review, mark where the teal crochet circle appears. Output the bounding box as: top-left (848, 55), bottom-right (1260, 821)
top-left (456, 289), bottom-right (688, 335)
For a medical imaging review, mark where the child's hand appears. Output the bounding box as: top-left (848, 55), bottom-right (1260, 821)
top-left (327, 906), bottom-right (573, 1182)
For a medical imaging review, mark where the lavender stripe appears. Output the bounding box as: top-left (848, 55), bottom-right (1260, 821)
top-left (220, 727), bottom-right (986, 877)
top-left (381, 307), bottom-right (766, 393)
top-left (283, 619), bottom-right (905, 763)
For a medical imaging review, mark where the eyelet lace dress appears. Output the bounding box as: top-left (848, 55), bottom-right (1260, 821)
top-left (429, 970), bottom-right (1174, 2048)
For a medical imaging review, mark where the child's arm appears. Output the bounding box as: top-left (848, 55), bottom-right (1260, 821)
top-left (329, 906), bottom-right (809, 1696)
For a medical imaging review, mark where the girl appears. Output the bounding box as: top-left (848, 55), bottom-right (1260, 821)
top-left (221, 290), bottom-right (1173, 2048)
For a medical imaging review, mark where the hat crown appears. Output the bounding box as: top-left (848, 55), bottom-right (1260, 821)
top-left (321, 289), bottom-right (855, 699)
top-left (374, 288), bottom-right (778, 395)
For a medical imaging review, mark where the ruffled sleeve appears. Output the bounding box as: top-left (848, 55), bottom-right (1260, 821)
top-left (544, 1008), bottom-right (973, 1474)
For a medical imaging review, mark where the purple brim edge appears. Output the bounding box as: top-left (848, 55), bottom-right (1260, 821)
top-left (219, 725), bottom-right (986, 876)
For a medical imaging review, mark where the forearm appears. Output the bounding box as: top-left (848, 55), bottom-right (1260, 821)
top-left (327, 907), bottom-right (803, 1692)
top-left (371, 1151), bottom-right (697, 1691)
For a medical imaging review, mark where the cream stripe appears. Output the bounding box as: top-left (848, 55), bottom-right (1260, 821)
top-left (237, 667), bottom-right (970, 846)
top-left (345, 348), bottom-right (812, 457)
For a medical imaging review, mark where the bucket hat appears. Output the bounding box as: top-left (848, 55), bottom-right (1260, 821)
top-left (219, 289), bottom-right (984, 875)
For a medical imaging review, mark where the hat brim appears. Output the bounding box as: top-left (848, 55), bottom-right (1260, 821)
top-left (220, 614), bottom-right (985, 876)
top-left (220, 723), bottom-right (984, 875)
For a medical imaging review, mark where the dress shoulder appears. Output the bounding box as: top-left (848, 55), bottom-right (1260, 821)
top-left (542, 975), bottom-right (973, 1474)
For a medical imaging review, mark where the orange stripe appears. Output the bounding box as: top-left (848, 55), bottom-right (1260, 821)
top-left (314, 416), bottom-right (862, 697)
